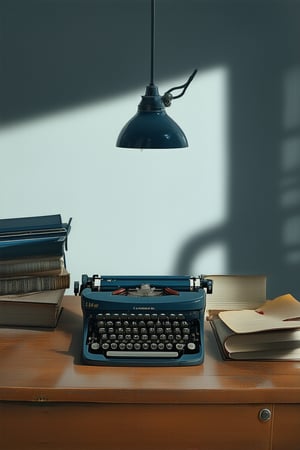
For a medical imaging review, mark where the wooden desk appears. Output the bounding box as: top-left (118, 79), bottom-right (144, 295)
top-left (0, 296), bottom-right (299, 450)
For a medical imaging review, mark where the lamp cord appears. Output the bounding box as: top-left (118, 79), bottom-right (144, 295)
top-left (165, 69), bottom-right (198, 99)
top-left (150, 0), bottom-right (155, 86)
top-left (149, 0), bottom-right (197, 106)
top-left (162, 69), bottom-right (198, 106)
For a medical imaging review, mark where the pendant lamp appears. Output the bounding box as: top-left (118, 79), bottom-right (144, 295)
top-left (116, 0), bottom-right (197, 149)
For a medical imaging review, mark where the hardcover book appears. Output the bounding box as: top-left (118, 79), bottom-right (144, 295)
top-left (0, 289), bottom-right (65, 328)
top-left (0, 236), bottom-right (67, 260)
top-left (0, 214), bottom-right (71, 260)
top-left (0, 214), bottom-right (71, 238)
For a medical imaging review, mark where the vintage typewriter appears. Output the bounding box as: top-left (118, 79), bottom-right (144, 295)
top-left (75, 275), bottom-right (213, 366)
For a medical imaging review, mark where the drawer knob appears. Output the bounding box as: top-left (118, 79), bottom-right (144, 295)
top-left (258, 408), bottom-right (272, 422)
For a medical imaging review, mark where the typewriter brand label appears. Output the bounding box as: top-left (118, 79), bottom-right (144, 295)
top-left (84, 301), bottom-right (99, 309)
top-left (133, 306), bottom-right (156, 311)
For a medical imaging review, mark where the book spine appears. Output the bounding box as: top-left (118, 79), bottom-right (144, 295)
top-left (0, 273), bottom-right (70, 295)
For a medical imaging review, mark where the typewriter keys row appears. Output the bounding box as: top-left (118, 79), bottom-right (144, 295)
top-left (87, 311), bottom-right (200, 359)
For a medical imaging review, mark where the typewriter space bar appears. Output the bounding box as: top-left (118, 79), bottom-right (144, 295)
top-left (106, 351), bottom-right (179, 358)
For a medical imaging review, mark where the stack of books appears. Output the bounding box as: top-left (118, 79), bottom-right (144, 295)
top-left (0, 214), bottom-right (71, 328)
top-left (206, 275), bottom-right (300, 360)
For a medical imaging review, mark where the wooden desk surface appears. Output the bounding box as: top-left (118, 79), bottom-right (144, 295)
top-left (1, 295), bottom-right (300, 405)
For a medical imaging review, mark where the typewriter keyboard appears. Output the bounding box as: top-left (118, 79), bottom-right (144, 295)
top-left (87, 311), bottom-right (200, 358)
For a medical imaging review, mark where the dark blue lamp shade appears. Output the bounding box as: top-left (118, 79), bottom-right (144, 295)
top-left (116, 84), bottom-right (188, 149)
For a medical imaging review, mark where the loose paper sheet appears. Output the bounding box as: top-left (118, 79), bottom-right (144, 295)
top-left (219, 294), bottom-right (300, 334)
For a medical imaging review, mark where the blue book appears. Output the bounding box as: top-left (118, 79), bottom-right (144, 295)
top-left (0, 215), bottom-right (71, 260)
top-left (0, 236), bottom-right (66, 259)
top-left (0, 214), bottom-right (71, 240)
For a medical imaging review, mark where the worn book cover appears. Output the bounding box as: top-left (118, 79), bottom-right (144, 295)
top-left (0, 289), bottom-right (65, 327)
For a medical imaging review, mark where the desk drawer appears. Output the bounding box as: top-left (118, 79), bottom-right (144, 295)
top-left (272, 404), bottom-right (300, 450)
top-left (1, 402), bottom-right (272, 450)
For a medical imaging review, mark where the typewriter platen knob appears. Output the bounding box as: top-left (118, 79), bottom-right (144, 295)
top-left (200, 277), bottom-right (213, 294)
top-left (74, 281), bottom-right (79, 296)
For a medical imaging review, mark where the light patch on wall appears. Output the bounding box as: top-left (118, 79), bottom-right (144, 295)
top-left (0, 66), bottom-right (229, 286)
top-left (190, 241), bottom-right (228, 275)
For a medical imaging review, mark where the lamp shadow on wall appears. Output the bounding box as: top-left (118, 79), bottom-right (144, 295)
top-left (2, 0), bottom-right (300, 298)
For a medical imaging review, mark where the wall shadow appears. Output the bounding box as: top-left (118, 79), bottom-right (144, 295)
top-left (1, 0), bottom-right (300, 298)
top-left (1, 0), bottom-right (149, 124)
top-left (171, 0), bottom-right (300, 298)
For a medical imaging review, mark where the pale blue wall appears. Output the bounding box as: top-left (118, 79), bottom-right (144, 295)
top-left (1, 0), bottom-right (300, 299)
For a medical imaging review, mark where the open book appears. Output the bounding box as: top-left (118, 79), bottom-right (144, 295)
top-left (211, 294), bottom-right (300, 360)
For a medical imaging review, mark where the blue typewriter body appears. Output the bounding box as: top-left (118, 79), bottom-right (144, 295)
top-left (77, 275), bottom-right (212, 367)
